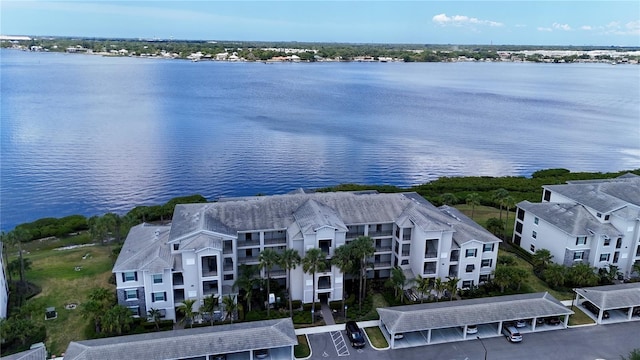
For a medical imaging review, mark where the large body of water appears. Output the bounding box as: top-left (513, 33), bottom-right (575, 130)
top-left (1, 49), bottom-right (639, 230)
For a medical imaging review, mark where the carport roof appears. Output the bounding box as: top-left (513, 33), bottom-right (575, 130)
top-left (378, 292), bottom-right (572, 334)
top-left (63, 318), bottom-right (297, 360)
top-left (574, 283), bottom-right (640, 310)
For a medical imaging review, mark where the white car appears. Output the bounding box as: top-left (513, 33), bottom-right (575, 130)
top-left (515, 319), bottom-right (527, 328)
top-left (466, 325), bottom-right (478, 334)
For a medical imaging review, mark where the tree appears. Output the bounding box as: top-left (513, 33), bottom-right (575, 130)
top-left (465, 193), bottom-right (481, 220)
top-left (414, 275), bottom-right (431, 303)
top-left (351, 236), bottom-right (375, 311)
top-left (258, 248), bottom-right (279, 318)
top-left (279, 248), bottom-right (301, 318)
top-left (502, 195), bottom-right (516, 239)
top-left (445, 276), bottom-right (460, 301)
top-left (440, 193), bottom-right (458, 206)
top-left (233, 264), bottom-right (259, 312)
top-left (302, 248), bottom-right (326, 321)
top-left (102, 305), bottom-right (134, 335)
top-left (486, 217), bottom-right (505, 237)
top-left (433, 277), bottom-right (445, 301)
top-left (147, 308), bottom-right (162, 331)
top-left (201, 295), bottom-right (219, 325)
top-left (81, 287), bottom-right (113, 334)
top-left (493, 265), bottom-right (514, 293)
top-left (221, 295), bottom-right (238, 323)
top-left (621, 348), bottom-right (640, 360)
top-left (386, 267), bottom-right (408, 302)
top-left (177, 299), bottom-right (198, 328)
top-left (492, 188), bottom-right (509, 221)
top-left (633, 261), bottom-right (640, 277)
top-left (332, 245), bottom-right (355, 315)
top-left (511, 268), bottom-right (528, 290)
top-left (88, 216), bottom-right (108, 244)
top-left (567, 263), bottom-right (599, 287)
top-left (543, 264), bottom-right (566, 288)
top-left (6, 228), bottom-right (31, 286)
top-left (532, 249), bottom-right (553, 274)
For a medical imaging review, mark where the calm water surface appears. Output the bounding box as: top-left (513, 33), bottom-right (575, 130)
top-left (1, 50), bottom-right (639, 230)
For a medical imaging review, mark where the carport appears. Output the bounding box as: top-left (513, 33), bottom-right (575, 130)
top-left (377, 292), bottom-right (573, 349)
top-left (574, 283), bottom-right (640, 324)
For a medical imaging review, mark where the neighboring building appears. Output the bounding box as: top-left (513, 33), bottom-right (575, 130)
top-left (513, 174), bottom-right (640, 277)
top-left (1, 241), bottom-right (8, 319)
top-left (574, 283), bottom-right (640, 324)
top-left (1, 342), bottom-right (47, 360)
top-left (114, 191), bottom-right (501, 322)
top-left (64, 318), bottom-right (297, 360)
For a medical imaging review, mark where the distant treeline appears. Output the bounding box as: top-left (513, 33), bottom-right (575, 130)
top-left (8, 168), bottom-right (640, 241)
top-left (4, 37), bottom-right (640, 62)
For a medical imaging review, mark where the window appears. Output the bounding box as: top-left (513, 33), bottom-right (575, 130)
top-left (604, 238), bottom-right (611, 246)
top-left (517, 208), bottom-right (525, 221)
top-left (573, 251), bottom-right (584, 261)
top-left (596, 213), bottom-right (602, 218)
top-left (125, 289), bottom-right (137, 300)
top-left (173, 244), bottom-right (179, 251)
top-left (515, 222), bottom-right (523, 234)
top-left (613, 252), bottom-right (620, 264)
top-left (465, 249), bottom-right (477, 258)
top-left (600, 253), bottom-right (610, 262)
top-left (604, 214), bottom-right (610, 221)
top-left (152, 292), bottom-right (166, 302)
top-left (123, 272), bottom-right (137, 282)
top-left (636, 245), bottom-right (640, 257)
top-left (616, 238), bottom-right (622, 249)
top-left (466, 264), bottom-right (475, 272)
top-left (543, 190), bottom-right (551, 201)
top-left (530, 244), bottom-right (536, 252)
top-left (532, 231), bottom-right (537, 239)
top-left (462, 280), bottom-right (474, 288)
top-left (514, 234), bottom-right (522, 246)
top-left (481, 259), bottom-right (492, 267)
top-left (576, 236), bottom-right (587, 246)
top-left (479, 274), bottom-right (490, 283)
top-left (152, 274), bottom-right (163, 284)
top-left (128, 306), bottom-right (140, 317)
top-left (224, 274), bottom-right (234, 281)
top-left (401, 259), bottom-right (409, 265)
top-left (483, 244), bottom-right (494, 252)
top-left (534, 217), bottom-right (539, 225)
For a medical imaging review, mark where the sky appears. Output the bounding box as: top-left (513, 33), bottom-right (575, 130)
top-left (1, 1), bottom-right (639, 46)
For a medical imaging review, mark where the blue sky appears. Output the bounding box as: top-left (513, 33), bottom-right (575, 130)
top-left (2, 1), bottom-right (639, 46)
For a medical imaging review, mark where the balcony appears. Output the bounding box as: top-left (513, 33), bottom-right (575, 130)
top-left (270, 269), bottom-right (286, 277)
top-left (172, 272), bottom-right (184, 286)
top-left (375, 239), bottom-right (393, 252)
top-left (223, 242), bottom-right (233, 255)
top-left (424, 251), bottom-right (438, 259)
top-left (201, 256), bottom-right (218, 277)
top-left (369, 230), bottom-right (393, 237)
top-left (223, 260), bottom-right (234, 272)
top-left (173, 289), bottom-right (185, 303)
top-left (448, 265), bottom-right (458, 277)
top-left (401, 250), bottom-right (410, 256)
top-left (318, 276), bottom-right (332, 290)
top-left (264, 237), bottom-right (287, 245)
top-left (203, 280), bottom-right (219, 296)
top-left (450, 250), bottom-right (460, 262)
top-left (423, 262), bottom-right (437, 275)
top-left (236, 239), bottom-right (260, 248)
top-left (238, 256), bottom-right (259, 265)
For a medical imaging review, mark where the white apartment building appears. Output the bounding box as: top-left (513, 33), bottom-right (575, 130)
top-left (113, 191), bottom-right (501, 322)
top-left (1, 241), bottom-right (8, 319)
top-left (513, 174), bottom-right (640, 277)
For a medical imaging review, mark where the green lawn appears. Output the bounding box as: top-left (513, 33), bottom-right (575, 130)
top-left (502, 251), bottom-right (574, 300)
top-left (364, 326), bottom-right (389, 349)
top-left (12, 242), bottom-right (115, 356)
top-left (294, 335), bottom-right (311, 358)
top-left (454, 204), bottom-right (515, 239)
top-left (568, 305), bottom-right (596, 326)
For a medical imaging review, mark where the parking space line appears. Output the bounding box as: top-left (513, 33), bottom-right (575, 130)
top-left (330, 331), bottom-right (350, 356)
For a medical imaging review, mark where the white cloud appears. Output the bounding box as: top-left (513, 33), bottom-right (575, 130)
top-left (625, 20), bottom-right (640, 35)
top-left (537, 27), bottom-right (552, 32)
top-left (552, 23), bottom-right (572, 31)
top-left (432, 13), bottom-right (503, 27)
top-left (580, 25), bottom-right (592, 31)
top-left (599, 20), bottom-right (639, 36)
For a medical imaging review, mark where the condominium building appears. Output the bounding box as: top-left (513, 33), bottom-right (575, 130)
top-left (113, 191), bottom-right (501, 322)
top-left (513, 174), bottom-right (640, 277)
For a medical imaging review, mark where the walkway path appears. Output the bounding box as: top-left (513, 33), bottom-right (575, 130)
top-left (320, 302), bottom-right (336, 325)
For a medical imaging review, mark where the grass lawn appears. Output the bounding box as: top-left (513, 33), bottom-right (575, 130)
top-left (454, 204), bottom-right (515, 239)
top-left (16, 242), bottom-right (116, 356)
top-left (568, 305), bottom-right (596, 326)
top-left (361, 293), bottom-right (388, 320)
top-left (294, 335), bottom-right (310, 358)
top-left (364, 326), bottom-right (388, 349)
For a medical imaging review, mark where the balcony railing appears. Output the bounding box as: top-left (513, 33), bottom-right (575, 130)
top-left (223, 246), bottom-right (233, 255)
top-left (424, 252), bottom-right (438, 259)
top-left (270, 269), bottom-right (286, 277)
top-left (172, 273), bottom-right (184, 286)
top-left (236, 240), bottom-right (260, 248)
top-left (374, 261), bottom-right (392, 268)
top-left (202, 269), bottom-right (218, 277)
top-left (238, 256), bottom-right (259, 264)
top-left (401, 250), bottom-right (410, 257)
top-left (450, 252), bottom-right (460, 262)
top-left (264, 237), bottom-right (287, 245)
top-left (375, 246), bottom-right (392, 252)
top-left (369, 230), bottom-right (393, 237)
top-left (223, 264), bottom-right (234, 272)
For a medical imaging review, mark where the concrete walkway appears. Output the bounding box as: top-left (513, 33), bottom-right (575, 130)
top-left (320, 302), bottom-right (335, 325)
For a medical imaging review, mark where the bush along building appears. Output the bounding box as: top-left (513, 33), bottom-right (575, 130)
top-left (113, 190), bottom-right (501, 322)
top-left (513, 173), bottom-right (640, 278)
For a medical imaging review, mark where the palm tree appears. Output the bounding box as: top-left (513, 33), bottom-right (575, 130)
top-left (147, 308), bottom-right (162, 331)
top-left (632, 261), bottom-right (640, 277)
top-left (351, 236), bottom-right (375, 311)
top-left (532, 248), bottom-right (553, 274)
top-left (279, 248), bottom-right (301, 318)
top-left (440, 193), bottom-right (458, 206)
top-left (177, 299), bottom-right (198, 328)
top-left (502, 195), bottom-right (516, 239)
top-left (222, 295), bottom-right (238, 323)
top-left (201, 295), bottom-right (219, 325)
top-left (81, 287), bottom-right (113, 333)
top-left (542, 264), bottom-right (566, 288)
top-left (102, 305), bottom-right (134, 335)
top-left (233, 264), bottom-right (258, 312)
top-left (433, 277), bottom-right (445, 301)
top-left (332, 244), bottom-right (355, 313)
top-left (493, 265), bottom-right (513, 293)
top-left (465, 193), bottom-right (481, 220)
top-left (445, 276), bottom-right (460, 301)
top-left (386, 267), bottom-right (408, 302)
top-left (302, 248), bottom-right (326, 322)
top-left (567, 263), bottom-right (599, 287)
top-left (258, 248), bottom-right (279, 318)
top-left (7, 228), bottom-right (31, 286)
top-left (492, 188), bottom-right (509, 221)
top-left (414, 275), bottom-right (431, 303)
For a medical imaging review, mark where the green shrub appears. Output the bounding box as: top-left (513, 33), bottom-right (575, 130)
top-left (302, 302), bottom-right (321, 312)
top-left (292, 311), bottom-right (312, 324)
top-left (291, 300), bottom-right (302, 309)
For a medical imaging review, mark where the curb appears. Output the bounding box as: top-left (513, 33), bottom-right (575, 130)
top-left (363, 327), bottom-right (390, 351)
top-left (294, 334), bottom-right (313, 360)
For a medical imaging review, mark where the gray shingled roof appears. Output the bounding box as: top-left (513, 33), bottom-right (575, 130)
top-left (545, 175), bottom-right (640, 212)
top-left (113, 224), bottom-right (173, 273)
top-left (574, 283), bottom-right (640, 310)
top-left (63, 318), bottom-right (297, 360)
top-left (1, 345), bottom-right (46, 360)
top-left (378, 292), bottom-right (572, 333)
top-left (166, 192), bottom-right (501, 247)
top-left (517, 201), bottom-right (621, 238)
